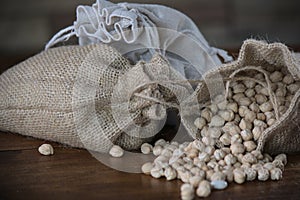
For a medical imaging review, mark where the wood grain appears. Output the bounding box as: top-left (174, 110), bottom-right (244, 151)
top-left (1, 132), bottom-right (300, 200)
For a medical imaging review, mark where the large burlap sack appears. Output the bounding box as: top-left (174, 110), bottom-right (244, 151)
top-left (193, 39), bottom-right (300, 155)
top-left (0, 44), bottom-right (192, 152)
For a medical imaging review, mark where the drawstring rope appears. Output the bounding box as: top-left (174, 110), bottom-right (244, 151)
top-left (45, 26), bottom-right (75, 50)
top-left (209, 47), bottom-right (233, 63)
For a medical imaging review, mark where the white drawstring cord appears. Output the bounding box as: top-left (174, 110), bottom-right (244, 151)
top-left (209, 47), bottom-right (233, 63)
top-left (45, 26), bottom-right (75, 50)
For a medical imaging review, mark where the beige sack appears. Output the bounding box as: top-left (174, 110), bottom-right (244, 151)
top-left (0, 44), bottom-right (191, 152)
top-left (194, 39), bottom-right (300, 154)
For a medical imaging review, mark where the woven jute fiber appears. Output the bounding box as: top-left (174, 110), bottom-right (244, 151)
top-left (0, 44), bottom-right (189, 152)
top-left (193, 39), bottom-right (300, 155)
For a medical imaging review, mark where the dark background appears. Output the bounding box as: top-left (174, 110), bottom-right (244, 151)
top-left (1, 0), bottom-right (300, 71)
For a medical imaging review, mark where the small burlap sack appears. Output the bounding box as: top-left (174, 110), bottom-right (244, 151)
top-left (193, 39), bottom-right (300, 155)
top-left (0, 44), bottom-right (192, 152)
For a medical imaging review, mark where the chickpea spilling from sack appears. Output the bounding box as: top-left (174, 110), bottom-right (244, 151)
top-left (141, 139), bottom-right (286, 199)
top-left (107, 69), bottom-right (298, 199)
top-left (139, 70), bottom-right (298, 199)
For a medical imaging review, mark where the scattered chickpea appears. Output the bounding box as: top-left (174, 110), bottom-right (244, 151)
top-left (263, 162), bottom-right (275, 171)
top-left (242, 153), bottom-right (257, 164)
top-left (233, 168), bottom-right (246, 184)
top-left (270, 71), bottom-right (283, 82)
top-left (251, 150), bottom-right (264, 160)
top-left (38, 144), bottom-right (54, 156)
top-left (240, 129), bottom-right (253, 141)
top-left (243, 80), bottom-right (256, 89)
top-left (217, 100), bottom-right (228, 110)
top-left (270, 168), bottom-right (283, 180)
top-left (257, 168), bottom-right (270, 181)
top-left (250, 102), bottom-right (260, 113)
top-left (256, 113), bottom-right (266, 121)
top-left (209, 115), bottom-right (225, 127)
top-left (141, 162), bottom-right (153, 175)
top-left (272, 160), bottom-right (285, 171)
top-left (255, 94), bottom-right (268, 105)
top-left (220, 133), bottom-right (231, 146)
top-left (181, 183), bottom-right (195, 200)
top-left (205, 146), bottom-right (215, 155)
top-left (282, 74), bottom-right (294, 84)
top-left (244, 167), bottom-right (257, 181)
top-left (230, 143), bottom-right (245, 154)
top-left (150, 166), bottom-right (164, 179)
top-left (109, 145), bottom-right (124, 158)
top-left (164, 167), bottom-right (177, 181)
top-left (227, 102), bottom-right (238, 113)
top-left (243, 141), bottom-right (257, 152)
top-left (194, 117), bottom-right (206, 130)
top-left (224, 154), bottom-right (237, 166)
top-left (239, 119), bottom-right (253, 130)
top-left (231, 134), bottom-right (243, 144)
top-left (141, 143), bottom-right (153, 154)
top-left (259, 101), bottom-right (273, 112)
top-left (201, 108), bottom-right (213, 122)
top-left (214, 149), bottom-right (226, 161)
top-left (153, 145), bottom-right (163, 156)
top-left (252, 126), bottom-right (263, 141)
top-left (274, 154), bottom-right (287, 165)
top-left (196, 180), bottom-right (211, 198)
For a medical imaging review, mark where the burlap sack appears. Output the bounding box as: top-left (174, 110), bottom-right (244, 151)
top-left (193, 39), bottom-right (300, 155)
top-left (0, 44), bottom-right (191, 152)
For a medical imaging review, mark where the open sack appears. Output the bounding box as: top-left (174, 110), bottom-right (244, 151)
top-left (192, 39), bottom-right (300, 155)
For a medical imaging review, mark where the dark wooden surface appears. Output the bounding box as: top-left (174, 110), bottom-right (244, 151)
top-left (0, 131), bottom-right (300, 200)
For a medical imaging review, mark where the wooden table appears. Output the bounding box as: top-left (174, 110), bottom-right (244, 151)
top-left (1, 131), bottom-right (300, 200)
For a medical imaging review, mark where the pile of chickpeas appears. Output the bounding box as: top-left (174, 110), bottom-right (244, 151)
top-left (139, 69), bottom-right (299, 199)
